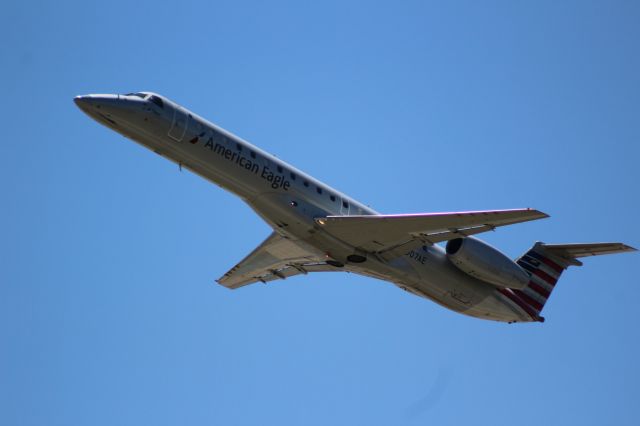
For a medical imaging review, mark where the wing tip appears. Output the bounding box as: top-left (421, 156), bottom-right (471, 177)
top-left (524, 208), bottom-right (550, 219)
top-left (617, 243), bottom-right (638, 253)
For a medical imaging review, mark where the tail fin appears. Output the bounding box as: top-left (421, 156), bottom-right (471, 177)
top-left (511, 242), bottom-right (636, 322)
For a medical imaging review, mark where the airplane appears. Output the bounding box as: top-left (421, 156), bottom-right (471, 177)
top-left (74, 92), bottom-right (636, 323)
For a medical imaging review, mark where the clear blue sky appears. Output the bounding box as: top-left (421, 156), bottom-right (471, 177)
top-left (2, 1), bottom-right (639, 425)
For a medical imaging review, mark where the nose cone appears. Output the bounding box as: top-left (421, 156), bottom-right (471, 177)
top-left (74, 95), bottom-right (86, 104)
top-left (75, 93), bottom-right (150, 130)
top-left (74, 93), bottom-right (124, 114)
top-left (74, 94), bottom-right (126, 127)
top-left (74, 94), bottom-right (115, 109)
top-left (74, 94), bottom-right (92, 110)
top-left (74, 94), bottom-right (113, 114)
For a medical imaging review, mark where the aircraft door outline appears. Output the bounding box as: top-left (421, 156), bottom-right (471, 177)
top-left (168, 107), bottom-right (189, 141)
top-left (339, 197), bottom-right (350, 215)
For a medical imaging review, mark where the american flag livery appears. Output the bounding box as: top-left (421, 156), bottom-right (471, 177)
top-left (498, 241), bottom-right (636, 322)
top-left (499, 243), bottom-right (569, 322)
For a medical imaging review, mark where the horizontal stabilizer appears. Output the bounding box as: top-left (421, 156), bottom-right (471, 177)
top-left (539, 242), bottom-right (637, 267)
top-left (316, 208), bottom-right (548, 253)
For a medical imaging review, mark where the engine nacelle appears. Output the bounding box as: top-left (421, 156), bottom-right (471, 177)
top-left (445, 237), bottom-right (530, 290)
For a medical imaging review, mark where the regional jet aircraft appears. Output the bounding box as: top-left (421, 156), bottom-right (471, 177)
top-left (75, 92), bottom-right (636, 323)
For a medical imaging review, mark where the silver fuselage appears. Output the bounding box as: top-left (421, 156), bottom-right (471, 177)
top-left (75, 92), bottom-right (534, 323)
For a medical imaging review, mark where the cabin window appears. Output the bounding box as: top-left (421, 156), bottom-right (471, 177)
top-left (250, 151), bottom-right (256, 159)
top-left (236, 143), bottom-right (242, 151)
top-left (290, 172), bottom-right (296, 180)
top-left (277, 165), bottom-right (283, 173)
top-left (342, 201), bottom-right (349, 208)
top-left (330, 195), bottom-right (336, 202)
top-left (303, 181), bottom-right (309, 187)
top-left (316, 187), bottom-right (322, 194)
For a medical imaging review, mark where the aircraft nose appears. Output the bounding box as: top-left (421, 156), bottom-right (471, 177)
top-left (74, 94), bottom-right (119, 125)
top-left (74, 94), bottom-right (124, 116)
top-left (74, 95), bottom-right (96, 111)
top-left (74, 94), bottom-right (120, 108)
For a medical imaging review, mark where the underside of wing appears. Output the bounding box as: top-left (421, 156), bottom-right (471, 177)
top-left (315, 208), bottom-right (548, 254)
top-left (217, 232), bottom-right (337, 289)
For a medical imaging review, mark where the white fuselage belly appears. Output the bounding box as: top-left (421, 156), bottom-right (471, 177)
top-left (80, 94), bottom-right (532, 323)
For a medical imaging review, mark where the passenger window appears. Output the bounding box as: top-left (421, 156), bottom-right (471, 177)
top-left (277, 165), bottom-right (283, 173)
top-left (250, 151), bottom-right (256, 159)
top-left (342, 201), bottom-right (349, 208)
top-left (330, 195), bottom-right (336, 202)
top-left (290, 172), bottom-right (296, 180)
top-left (303, 181), bottom-right (309, 187)
top-left (236, 143), bottom-right (242, 151)
top-left (316, 187), bottom-right (322, 194)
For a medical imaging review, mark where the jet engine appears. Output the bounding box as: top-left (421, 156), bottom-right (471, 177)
top-left (445, 237), bottom-right (530, 290)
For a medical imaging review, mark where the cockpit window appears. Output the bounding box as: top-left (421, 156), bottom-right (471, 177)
top-left (125, 92), bottom-right (148, 99)
top-left (149, 95), bottom-right (164, 109)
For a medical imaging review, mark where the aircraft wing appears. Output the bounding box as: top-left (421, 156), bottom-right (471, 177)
top-left (315, 208), bottom-right (548, 254)
top-left (217, 232), bottom-right (337, 289)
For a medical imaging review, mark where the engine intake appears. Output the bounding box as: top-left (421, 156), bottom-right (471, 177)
top-left (446, 237), bottom-right (529, 290)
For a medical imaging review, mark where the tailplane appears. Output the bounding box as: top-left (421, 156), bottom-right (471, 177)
top-left (509, 242), bottom-right (636, 321)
